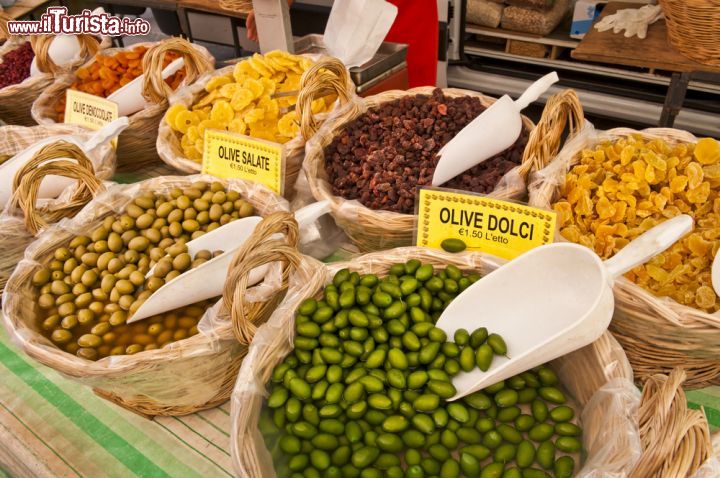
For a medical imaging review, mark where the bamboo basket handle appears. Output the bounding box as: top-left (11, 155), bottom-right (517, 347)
top-left (31, 34), bottom-right (101, 75)
top-left (629, 368), bottom-right (713, 477)
top-left (8, 141), bottom-right (104, 235)
top-left (142, 37), bottom-right (213, 104)
top-left (516, 89), bottom-right (584, 180)
top-left (0, 12), bottom-right (11, 41)
top-left (222, 211), bottom-right (302, 346)
top-left (296, 56), bottom-right (356, 140)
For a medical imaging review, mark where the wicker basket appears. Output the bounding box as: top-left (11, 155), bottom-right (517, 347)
top-left (1, 175), bottom-right (303, 417)
top-left (0, 140), bottom-right (112, 294)
top-left (219, 0), bottom-right (253, 14)
top-left (156, 56), bottom-right (354, 199)
top-left (304, 88), bottom-right (583, 252)
top-left (230, 247), bottom-right (714, 477)
top-left (0, 34), bottom-right (106, 126)
top-left (31, 38), bottom-right (215, 172)
top-left (530, 126), bottom-right (720, 389)
top-left (659, 0), bottom-right (720, 67)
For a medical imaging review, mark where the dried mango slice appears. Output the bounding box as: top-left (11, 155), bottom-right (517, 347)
top-left (174, 110), bottom-right (199, 134)
top-left (210, 100), bottom-right (234, 123)
top-left (205, 75), bottom-right (232, 92)
top-left (165, 104), bottom-right (187, 128)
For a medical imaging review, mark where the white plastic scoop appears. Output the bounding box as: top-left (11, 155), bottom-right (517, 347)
top-left (437, 214), bottom-right (693, 400)
top-left (0, 117), bottom-right (129, 207)
top-left (431, 72), bottom-right (559, 187)
top-left (107, 57), bottom-right (185, 117)
top-left (127, 201), bottom-right (331, 323)
top-left (711, 253), bottom-right (720, 298)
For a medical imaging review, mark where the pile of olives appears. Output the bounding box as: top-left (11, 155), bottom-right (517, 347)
top-left (260, 260), bottom-right (582, 478)
top-left (32, 181), bottom-right (255, 360)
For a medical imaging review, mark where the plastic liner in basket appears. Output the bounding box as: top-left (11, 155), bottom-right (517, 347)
top-left (231, 247), bottom-right (717, 477)
top-left (156, 55), bottom-right (355, 199)
top-left (303, 88), bottom-right (583, 252)
top-left (0, 32), bottom-right (109, 126)
top-left (231, 248), bottom-right (621, 476)
top-left (2, 174), bottom-right (296, 417)
top-left (528, 123), bottom-right (720, 389)
top-left (31, 38), bottom-right (215, 172)
top-left (0, 132), bottom-right (116, 294)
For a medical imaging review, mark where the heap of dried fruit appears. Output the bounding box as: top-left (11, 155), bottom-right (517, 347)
top-left (54, 45), bottom-right (185, 121)
top-left (324, 89), bottom-right (528, 214)
top-left (0, 42), bottom-right (34, 89)
top-left (553, 136), bottom-right (720, 312)
top-left (165, 51), bottom-right (335, 163)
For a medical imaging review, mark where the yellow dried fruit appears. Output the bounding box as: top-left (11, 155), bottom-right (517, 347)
top-left (694, 138), bottom-right (720, 165)
top-left (552, 135), bottom-right (720, 312)
top-left (167, 51), bottom-right (334, 163)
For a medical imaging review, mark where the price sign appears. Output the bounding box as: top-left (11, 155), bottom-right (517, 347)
top-left (201, 129), bottom-right (285, 195)
top-left (64, 90), bottom-right (119, 147)
top-left (416, 188), bottom-right (557, 260)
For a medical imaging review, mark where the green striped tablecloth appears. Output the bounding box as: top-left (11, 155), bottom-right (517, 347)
top-left (0, 324), bottom-right (234, 478)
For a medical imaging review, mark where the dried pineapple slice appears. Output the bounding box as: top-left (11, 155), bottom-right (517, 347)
top-left (243, 78), bottom-right (264, 99)
top-left (231, 88), bottom-right (254, 111)
top-left (165, 104), bottom-right (187, 128)
top-left (210, 100), bottom-right (234, 123)
top-left (205, 75), bottom-right (232, 92)
top-left (174, 110), bottom-right (200, 134)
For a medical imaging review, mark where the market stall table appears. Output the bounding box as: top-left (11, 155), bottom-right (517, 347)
top-left (572, 2), bottom-right (720, 128)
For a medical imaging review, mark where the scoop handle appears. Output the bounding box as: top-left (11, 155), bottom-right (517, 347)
top-left (514, 72), bottom-right (559, 111)
top-left (603, 214), bottom-right (693, 279)
top-left (83, 117), bottom-right (130, 152)
top-left (294, 200), bottom-right (331, 229)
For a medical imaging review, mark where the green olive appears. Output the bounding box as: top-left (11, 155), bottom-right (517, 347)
top-left (78, 334), bottom-right (102, 348)
top-left (51, 329), bottom-right (72, 344)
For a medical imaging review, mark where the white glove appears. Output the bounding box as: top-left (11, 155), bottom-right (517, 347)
top-left (594, 5), bottom-right (664, 39)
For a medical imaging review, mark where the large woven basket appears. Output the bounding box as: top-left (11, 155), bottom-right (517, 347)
top-left (0, 140), bottom-right (113, 294)
top-left (156, 56), bottom-right (354, 199)
top-left (0, 33), bottom-right (107, 126)
top-left (32, 38), bottom-right (215, 172)
top-left (1, 175), bottom-right (302, 417)
top-left (659, 0), bottom-right (720, 67)
top-left (530, 126), bottom-right (720, 389)
top-left (230, 247), bottom-right (714, 477)
top-left (304, 88), bottom-right (583, 252)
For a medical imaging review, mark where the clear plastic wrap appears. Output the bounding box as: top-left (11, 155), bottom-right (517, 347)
top-left (527, 123), bottom-right (720, 389)
top-left (467, 0), bottom-right (504, 27)
top-left (231, 247), bottom-right (649, 477)
top-left (2, 174), bottom-right (295, 416)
